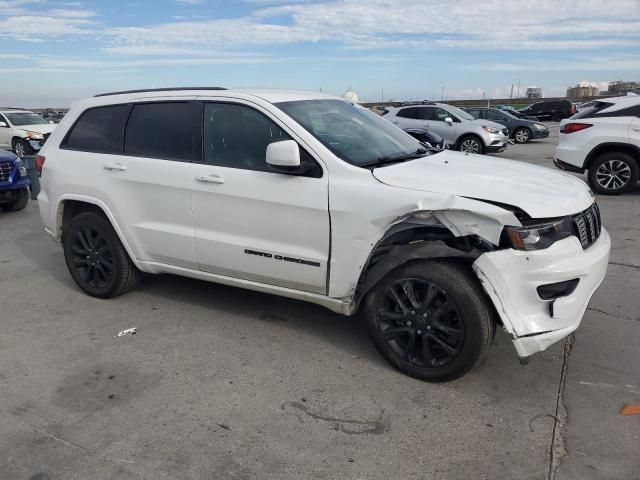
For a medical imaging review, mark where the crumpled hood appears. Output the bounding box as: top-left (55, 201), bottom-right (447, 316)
top-left (372, 150), bottom-right (594, 218)
top-left (17, 124), bottom-right (56, 135)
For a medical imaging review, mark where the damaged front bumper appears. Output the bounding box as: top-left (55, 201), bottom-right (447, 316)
top-left (472, 229), bottom-right (610, 358)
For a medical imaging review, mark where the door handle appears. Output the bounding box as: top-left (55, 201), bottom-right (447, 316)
top-left (632, 127), bottom-right (640, 132)
top-left (103, 163), bottom-right (127, 171)
top-left (392, 120), bottom-right (399, 124)
top-left (196, 174), bottom-right (225, 184)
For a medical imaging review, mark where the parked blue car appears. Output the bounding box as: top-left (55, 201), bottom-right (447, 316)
top-left (0, 148), bottom-right (30, 211)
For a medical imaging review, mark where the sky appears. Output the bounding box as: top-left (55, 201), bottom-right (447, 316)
top-left (0, 0), bottom-right (639, 107)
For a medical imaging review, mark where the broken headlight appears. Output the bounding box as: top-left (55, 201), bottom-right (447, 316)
top-left (502, 217), bottom-right (573, 251)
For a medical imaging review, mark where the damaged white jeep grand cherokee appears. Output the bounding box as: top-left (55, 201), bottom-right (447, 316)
top-left (37, 88), bottom-right (610, 381)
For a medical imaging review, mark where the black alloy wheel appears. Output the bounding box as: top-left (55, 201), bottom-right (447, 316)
top-left (364, 260), bottom-right (495, 382)
top-left (375, 278), bottom-right (464, 368)
top-left (70, 225), bottom-right (115, 290)
top-left (63, 212), bottom-right (141, 298)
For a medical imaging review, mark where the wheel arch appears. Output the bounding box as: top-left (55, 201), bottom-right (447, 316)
top-left (584, 142), bottom-right (640, 170)
top-left (455, 133), bottom-right (484, 151)
top-left (351, 219), bottom-right (495, 313)
top-left (512, 125), bottom-right (532, 139)
top-left (56, 196), bottom-right (143, 270)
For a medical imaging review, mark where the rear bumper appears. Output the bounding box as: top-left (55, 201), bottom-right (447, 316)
top-left (554, 158), bottom-right (585, 174)
top-left (473, 229), bottom-right (610, 357)
top-left (554, 144), bottom-right (587, 171)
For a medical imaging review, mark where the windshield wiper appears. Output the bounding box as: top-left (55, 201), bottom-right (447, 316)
top-left (359, 148), bottom-right (428, 169)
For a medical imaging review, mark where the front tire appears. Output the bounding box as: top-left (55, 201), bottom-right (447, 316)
top-left (457, 136), bottom-right (484, 154)
top-left (63, 212), bottom-right (141, 298)
top-left (588, 152), bottom-right (638, 195)
top-left (363, 260), bottom-right (495, 382)
top-left (12, 139), bottom-right (32, 158)
top-left (0, 187), bottom-right (29, 211)
top-left (513, 127), bottom-right (531, 144)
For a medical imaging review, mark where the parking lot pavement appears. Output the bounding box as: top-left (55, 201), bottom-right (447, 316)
top-left (0, 127), bottom-right (637, 479)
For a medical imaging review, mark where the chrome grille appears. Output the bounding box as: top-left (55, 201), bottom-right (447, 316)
top-left (0, 161), bottom-right (12, 182)
top-left (572, 203), bottom-right (601, 249)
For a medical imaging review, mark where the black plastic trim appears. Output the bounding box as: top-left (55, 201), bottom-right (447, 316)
top-left (94, 87), bottom-right (226, 97)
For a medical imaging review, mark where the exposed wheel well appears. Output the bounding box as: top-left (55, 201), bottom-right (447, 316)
top-left (585, 143), bottom-right (640, 170)
top-left (353, 224), bottom-right (493, 310)
top-left (59, 200), bottom-right (107, 241)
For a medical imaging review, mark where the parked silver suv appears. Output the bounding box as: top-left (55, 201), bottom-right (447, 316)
top-left (382, 103), bottom-right (509, 154)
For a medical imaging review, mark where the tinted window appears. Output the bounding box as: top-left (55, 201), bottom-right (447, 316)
top-left (396, 107), bottom-right (421, 119)
top-left (124, 102), bottom-right (199, 161)
top-left (430, 108), bottom-right (453, 121)
top-left (64, 105), bottom-right (130, 153)
top-left (204, 103), bottom-right (295, 172)
top-left (486, 110), bottom-right (507, 121)
top-left (465, 110), bottom-right (482, 119)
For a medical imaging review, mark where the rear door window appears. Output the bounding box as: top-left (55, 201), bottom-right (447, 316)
top-left (63, 105), bottom-right (130, 153)
top-left (486, 110), bottom-right (507, 122)
top-left (396, 107), bottom-right (421, 119)
top-left (124, 102), bottom-right (201, 161)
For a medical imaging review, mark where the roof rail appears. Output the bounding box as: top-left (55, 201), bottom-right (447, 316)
top-left (94, 87), bottom-right (227, 98)
top-left (0, 107), bottom-right (28, 111)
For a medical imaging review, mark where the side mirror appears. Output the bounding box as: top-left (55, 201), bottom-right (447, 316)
top-left (266, 140), bottom-right (301, 173)
top-left (444, 117), bottom-right (453, 125)
top-left (0, 121), bottom-right (7, 128)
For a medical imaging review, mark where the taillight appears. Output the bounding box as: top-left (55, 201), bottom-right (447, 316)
top-left (560, 123), bottom-right (592, 134)
top-left (35, 155), bottom-right (46, 172)
top-left (569, 104), bottom-right (576, 114)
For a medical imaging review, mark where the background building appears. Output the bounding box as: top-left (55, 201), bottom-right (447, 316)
top-left (526, 87), bottom-right (542, 98)
top-left (566, 84), bottom-right (599, 99)
top-left (605, 80), bottom-right (640, 96)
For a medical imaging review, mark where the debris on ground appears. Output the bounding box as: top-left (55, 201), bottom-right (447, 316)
top-left (619, 404), bottom-right (640, 416)
top-left (115, 327), bottom-right (137, 337)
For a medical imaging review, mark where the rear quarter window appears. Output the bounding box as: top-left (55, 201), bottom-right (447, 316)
top-left (63, 104), bottom-right (130, 153)
top-left (124, 102), bottom-right (201, 162)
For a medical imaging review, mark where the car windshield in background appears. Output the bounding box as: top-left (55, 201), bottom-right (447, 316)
top-left (445, 105), bottom-right (475, 121)
top-left (5, 113), bottom-right (49, 126)
top-left (275, 100), bottom-right (427, 166)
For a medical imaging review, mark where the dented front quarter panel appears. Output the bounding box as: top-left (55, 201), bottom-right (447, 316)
top-left (327, 167), bottom-right (520, 300)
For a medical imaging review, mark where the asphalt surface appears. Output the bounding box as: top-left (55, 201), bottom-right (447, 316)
top-left (1, 126), bottom-right (638, 479)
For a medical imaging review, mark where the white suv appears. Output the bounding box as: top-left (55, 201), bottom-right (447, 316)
top-left (554, 95), bottom-right (640, 194)
top-left (0, 109), bottom-right (56, 157)
top-left (382, 102), bottom-right (509, 154)
top-left (38, 88), bottom-right (610, 381)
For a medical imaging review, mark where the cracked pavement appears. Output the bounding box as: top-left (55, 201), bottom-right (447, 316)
top-left (1, 127), bottom-right (638, 479)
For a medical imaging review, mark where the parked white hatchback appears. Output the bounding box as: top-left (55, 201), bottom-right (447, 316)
top-left (37, 88), bottom-right (610, 381)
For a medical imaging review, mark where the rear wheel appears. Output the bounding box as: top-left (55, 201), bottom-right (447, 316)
top-left (63, 212), bottom-right (141, 298)
top-left (364, 260), bottom-right (495, 382)
top-left (458, 136), bottom-right (484, 154)
top-left (513, 127), bottom-right (531, 144)
top-left (588, 152), bottom-right (638, 195)
top-left (0, 187), bottom-right (29, 211)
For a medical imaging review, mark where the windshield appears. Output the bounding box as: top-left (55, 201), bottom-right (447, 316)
top-left (5, 112), bottom-right (49, 126)
top-left (275, 100), bottom-right (428, 166)
top-left (443, 105), bottom-right (474, 121)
